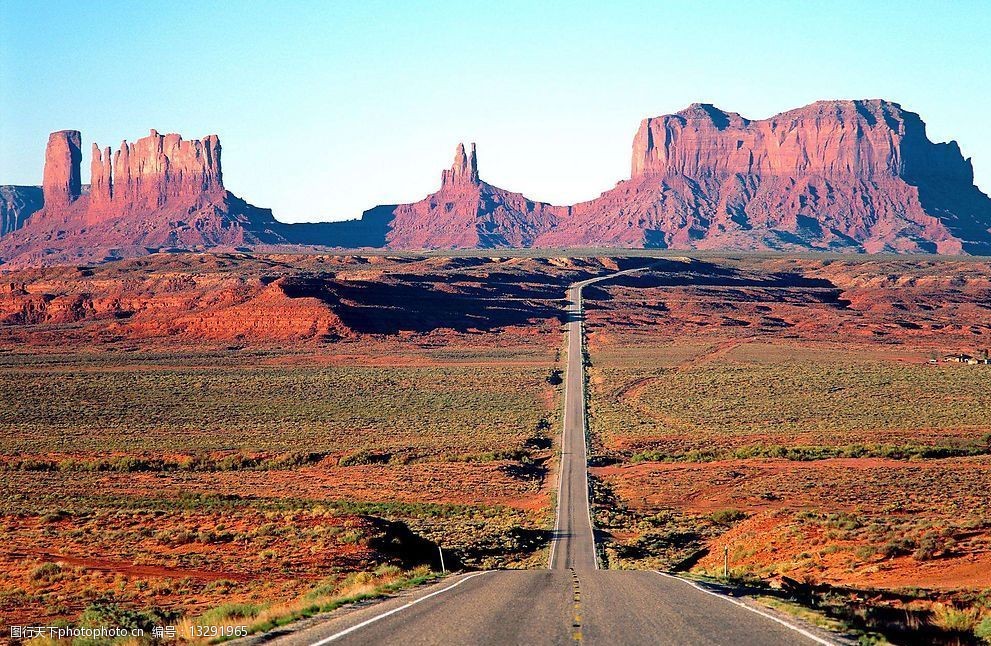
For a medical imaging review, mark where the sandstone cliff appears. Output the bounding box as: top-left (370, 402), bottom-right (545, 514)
top-left (92, 129), bottom-right (224, 217)
top-left (0, 186), bottom-right (43, 237)
top-left (0, 130), bottom-right (287, 267)
top-left (534, 100), bottom-right (991, 254)
top-left (42, 130), bottom-right (82, 209)
top-left (2, 100), bottom-right (990, 265)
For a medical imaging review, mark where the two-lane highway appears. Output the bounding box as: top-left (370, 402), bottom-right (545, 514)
top-left (258, 265), bottom-right (837, 646)
top-left (549, 264), bottom-right (661, 571)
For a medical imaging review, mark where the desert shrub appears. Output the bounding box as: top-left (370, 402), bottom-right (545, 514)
top-left (975, 615), bottom-right (991, 643)
top-left (339, 451), bottom-right (390, 467)
top-left (913, 531), bottom-right (955, 561)
top-left (197, 529), bottom-right (234, 544)
top-left (338, 529), bottom-right (364, 544)
top-left (374, 563), bottom-right (402, 577)
top-left (79, 599), bottom-right (179, 633)
top-left (198, 602), bottom-right (261, 625)
top-left (203, 579), bottom-right (237, 593)
top-left (30, 562), bottom-right (62, 582)
top-left (930, 604), bottom-right (981, 633)
top-left (341, 571), bottom-right (375, 587)
top-left (39, 510), bottom-right (69, 523)
top-left (824, 513), bottom-right (863, 532)
top-left (253, 522), bottom-right (281, 537)
top-left (263, 452), bottom-right (325, 469)
top-left (710, 509), bottom-right (747, 525)
top-left (880, 537), bottom-right (916, 558)
top-left (304, 576), bottom-right (341, 600)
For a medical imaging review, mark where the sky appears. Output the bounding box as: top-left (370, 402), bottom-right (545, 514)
top-left (1, 0), bottom-right (989, 223)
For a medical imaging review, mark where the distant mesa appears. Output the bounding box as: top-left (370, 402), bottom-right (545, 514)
top-left (0, 128), bottom-right (288, 267)
top-left (542, 100), bottom-right (991, 254)
top-left (2, 99), bottom-right (991, 266)
top-left (0, 185), bottom-right (42, 237)
top-left (86, 129), bottom-right (223, 217)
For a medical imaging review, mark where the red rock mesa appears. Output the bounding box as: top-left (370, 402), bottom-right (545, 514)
top-left (2, 100), bottom-right (990, 265)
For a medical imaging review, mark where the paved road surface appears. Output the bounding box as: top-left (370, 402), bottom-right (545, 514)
top-left (266, 570), bottom-right (829, 646)
top-left (259, 265), bottom-right (836, 646)
top-left (548, 264), bottom-right (661, 571)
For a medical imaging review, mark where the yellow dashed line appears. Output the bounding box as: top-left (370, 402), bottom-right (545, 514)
top-left (570, 568), bottom-right (583, 644)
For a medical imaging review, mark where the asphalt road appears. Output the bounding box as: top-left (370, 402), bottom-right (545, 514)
top-left (548, 265), bottom-right (660, 572)
top-left (265, 570), bottom-right (830, 646)
top-left (258, 266), bottom-right (837, 646)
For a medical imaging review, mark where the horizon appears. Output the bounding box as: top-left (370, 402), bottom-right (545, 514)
top-left (2, 1), bottom-right (990, 223)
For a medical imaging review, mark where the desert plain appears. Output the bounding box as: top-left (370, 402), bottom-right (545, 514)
top-left (0, 251), bottom-right (989, 643)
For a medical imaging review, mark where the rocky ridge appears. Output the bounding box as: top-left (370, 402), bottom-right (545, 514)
top-left (2, 99), bottom-right (990, 265)
top-left (384, 142), bottom-right (567, 248)
top-left (533, 100), bottom-right (991, 254)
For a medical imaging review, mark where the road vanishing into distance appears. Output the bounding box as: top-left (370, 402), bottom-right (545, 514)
top-left (263, 266), bottom-right (836, 646)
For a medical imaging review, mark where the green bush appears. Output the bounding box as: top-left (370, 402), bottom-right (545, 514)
top-left (709, 509), bottom-right (747, 525)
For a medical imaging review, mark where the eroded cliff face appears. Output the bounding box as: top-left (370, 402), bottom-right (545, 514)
top-left (84, 130), bottom-right (224, 220)
top-left (0, 186), bottom-right (44, 237)
top-left (0, 261), bottom-right (354, 342)
top-left (0, 129), bottom-right (284, 267)
top-left (88, 130), bottom-right (224, 217)
top-left (627, 100), bottom-right (978, 188)
top-left (441, 143), bottom-right (479, 187)
top-left (537, 100), bottom-right (991, 254)
top-left (385, 143), bottom-right (567, 249)
top-left (2, 99), bottom-right (990, 265)
top-left (374, 100), bottom-right (991, 254)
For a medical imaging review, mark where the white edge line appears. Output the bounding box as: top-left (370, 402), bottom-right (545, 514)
top-left (654, 572), bottom-right (836, 646)
top-left (309, 571), bottom-right (490, 645)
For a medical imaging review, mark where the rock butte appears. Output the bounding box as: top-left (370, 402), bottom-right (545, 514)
top-left (2, 99), bottom-right (990, 266)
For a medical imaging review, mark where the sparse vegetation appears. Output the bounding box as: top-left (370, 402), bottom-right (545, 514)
top-left (0, 326), bottom-right (561, 629)
top-left (0, 357), bottom-right (554, 457)
top-left (583, 256), bottom-right (991, 644)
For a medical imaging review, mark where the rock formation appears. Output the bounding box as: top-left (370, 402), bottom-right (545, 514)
top-left (534, 100), bottom-right (991, 254)
top-left (2, 99), bottom-right (990, 266)
top-left (441, 143), bottom-right (479, 187)
top-left (363, 101), bottom-right (990, 254)
top-left (42, 130), bottom-right (82, 209)
top-left (89, 144), bottom-right (113, 209)
top-left (82, 129), bottom-right (225, 220)
top-left (384, 143), bottom-right (567, 248)
top-left (0, 186), bottom-right (44, 237)
top-left (0, 129), bottom-right (288, 266)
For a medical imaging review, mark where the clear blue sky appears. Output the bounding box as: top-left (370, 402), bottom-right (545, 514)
top-left (1, 0), bottom-right (989, 222)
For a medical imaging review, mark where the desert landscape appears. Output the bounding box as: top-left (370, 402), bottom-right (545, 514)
top-left (0, 254), bottom-right (598, 635)
top-left (0, 251), bottom-right (988, 643)
top-left (583, 255), bottom-right (991, 641)
top-left (3, 2), bottom-right (991, 643)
